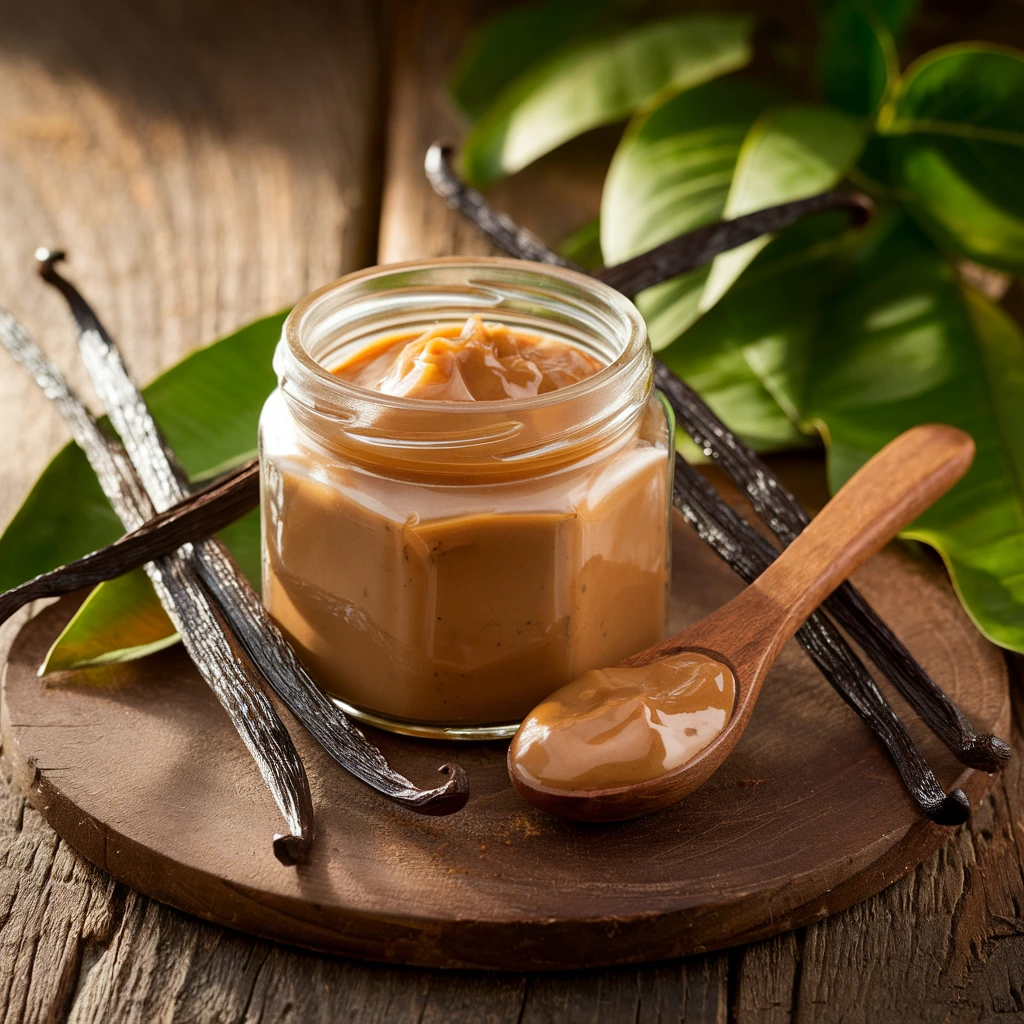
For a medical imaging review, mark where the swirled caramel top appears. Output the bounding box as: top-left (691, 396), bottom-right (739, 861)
top-left (331, 315), bottom-right (603, 401)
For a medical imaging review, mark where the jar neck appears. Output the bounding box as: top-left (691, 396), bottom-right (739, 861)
top-left (274, 257), bottom-right (651, 482)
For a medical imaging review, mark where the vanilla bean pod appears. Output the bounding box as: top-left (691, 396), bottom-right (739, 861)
top-left (39, 252), bottom-right (469, 817)
top-left (0, 458), bottom-right (258, 627)
top-left (425, 144), bottom-right (874, 295)
top-left (656, 366), bottom-right (1012, 775)
top-left (672, 450), bottom-right (969, 823)
top-left (0, 312), bottom-right (313, 864)
top-left (595, 193), bottom-right (873, 296)
top-left (426, 145), bottom-right (575, 266)
top-left (425, 143), bottom-right (1002, 802)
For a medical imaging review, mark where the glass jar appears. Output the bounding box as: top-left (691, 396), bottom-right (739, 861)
top-left (259, 258), bottom-right (674, 739)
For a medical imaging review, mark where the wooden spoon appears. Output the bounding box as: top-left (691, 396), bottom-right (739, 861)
top-left (508, 424), bottom-right (975, 822)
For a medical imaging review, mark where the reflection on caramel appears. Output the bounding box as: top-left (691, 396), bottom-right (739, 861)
top-left (332, 316), bottom-right (603, 401)
top-left (510, 653), bottom-right (736, 791)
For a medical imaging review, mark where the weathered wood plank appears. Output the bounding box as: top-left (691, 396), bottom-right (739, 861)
top-left (378, 0), bottom-right (606, 266)
top-left (0, 0), bottom-right (1021, 1020)
top-left (517, 959), bottom-right (728, 1024)
top-left (818, 684), bottom-right (1023, 1024)
top-left (0, 756), bottom-right (122, 1024)
top-left (0, 0), bottom-right (380, 525)
top-left (729, 675), bottom-right (1024, 1024)
top-left (0, 1), bottom-right (385, 1021)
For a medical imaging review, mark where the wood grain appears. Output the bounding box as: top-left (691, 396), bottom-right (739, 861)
top-left (0, 0), bottom-right (1019, 1019)
top-left (0, 0), bottom-right (381, 527)
top-left (0, 504), bottom-right (1009, 969)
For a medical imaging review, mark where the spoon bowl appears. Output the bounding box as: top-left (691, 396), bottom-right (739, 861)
top-left (509, 424), bottom-right (976, 822)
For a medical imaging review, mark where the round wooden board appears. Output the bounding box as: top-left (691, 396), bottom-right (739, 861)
top-left (0, 467), bottom-right (1011, 971)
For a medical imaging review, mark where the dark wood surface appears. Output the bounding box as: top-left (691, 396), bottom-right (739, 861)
top-left (2, 500), bottom-right (1008, 969)
top-left (0, 0), bottom-right (1022, 1020)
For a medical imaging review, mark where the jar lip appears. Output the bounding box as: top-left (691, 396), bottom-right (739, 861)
top-left (281, 256), bottom-right (647, 414)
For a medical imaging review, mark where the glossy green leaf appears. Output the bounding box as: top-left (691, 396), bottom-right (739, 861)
top-left (817, 0), bottom-right (918, 39)
top-left (663, 210), bottom-right (857, 451)
top-left (600, 78), bottom-right (809, 449)
top-left (0, 311), bottom-right (285, 668)
top-left (559, 217), bottom-right (604, 269)
top-left (41, 504), bottom-right (264, 674)
top-left (818, 3), bottom-right (899, 116)
top-left (42, 568), bottom-right (178, 673)
top-left (807, 220), bottom-right (1024, 652)
top-left (667, 212), bottom-right (1024, 653)
top-left (601, 77), bottom-right (775, 345)
top-left (461, 14), bottom-right (754, 186)
top-left (699, 104), bottom-right (866, 315)
top-left (850, 131), bottom-right (900, 194)
top-left (882, 44), bottom-right (1024, 272)
top-left (449, 0), bottom-right (616, 120)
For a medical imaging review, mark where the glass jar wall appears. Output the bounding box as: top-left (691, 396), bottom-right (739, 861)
top-left (260, 258), bottom-right (674, 738)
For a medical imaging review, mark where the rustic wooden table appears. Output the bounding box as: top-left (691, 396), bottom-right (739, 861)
top-left (0, 1), bottom-right (1021, 1021)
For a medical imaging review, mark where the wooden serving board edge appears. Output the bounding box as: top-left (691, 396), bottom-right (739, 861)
top-left (0, 621), bottom-right (1010, 971)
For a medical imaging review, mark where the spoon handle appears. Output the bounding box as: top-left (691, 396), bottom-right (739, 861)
top-left (724, 424), bottom-right (974, 654)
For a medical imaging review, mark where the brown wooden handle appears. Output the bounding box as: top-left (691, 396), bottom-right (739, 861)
top-left (749, 424), bottom-right (974, 644)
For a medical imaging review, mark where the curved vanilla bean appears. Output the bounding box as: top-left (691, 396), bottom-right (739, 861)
top-left (424, 144), bottom-right (1003, 800)
top-left (0, 458), bottom-right (258, 628)
top-left (595, 192), bottom-right (873, 297)
top-left (671, 451), bottom-right (969, 825)
top-left (424, 143), bottom-right (873, 297)
top-left (39, 252), bottom-right (469, 817)
top-left (0, 312), bottom-right (313, 865)
top-left (425, 144), bottom-right (571, 266)
top-left (656, 366), bottom-right (1012, 776)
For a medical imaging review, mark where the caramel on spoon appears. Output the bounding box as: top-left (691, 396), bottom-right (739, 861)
top-left (508, 425), bottom-right (976, 822)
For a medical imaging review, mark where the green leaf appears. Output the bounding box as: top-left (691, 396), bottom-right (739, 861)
top-left (662, 209), bottom-right (858, 451)
top-left (449, 0), bottom-right (616, 121)
top-left (818, 3), bottom-right (899, 116)
top-left (882, 44), bottom-right (1024, 273)
top-left (0, 444), bottom-right (123, 600)
top-left (41, 568), bottom-right (178, 673)
top-left (601, 77), bottom-right (776, 349)
top-left (802, 219), bottom-right (1024, 652)
top-left (559, 217), bottom-right (604, 269)
top-left (698, 104), bottom-right (866, 315)
top-left (817, 0), bottom-right (919, 40)
top-left (41, 504), bottom-right (263, 674)
top-left (216, 507), bottom-right (262, 587)
top-left (461, 14), bottom-right (754, 185)
top-left (850, 131), bottom-right (900, 194)
top-left (0, 311), bottom-right (285, 667)
top-left (669, 210), bottom-right (1024, 653)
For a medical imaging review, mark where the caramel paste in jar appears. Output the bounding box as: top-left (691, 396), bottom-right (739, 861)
top-left (261, 267), bottom-right (672, 737)
top-left (509, 653), bottom-right (736, 790)
top-left (336, 316), bottom-right (603, 400)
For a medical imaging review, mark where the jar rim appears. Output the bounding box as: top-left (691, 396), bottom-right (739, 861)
top-left (280, 256), bottom-right (647, 415)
